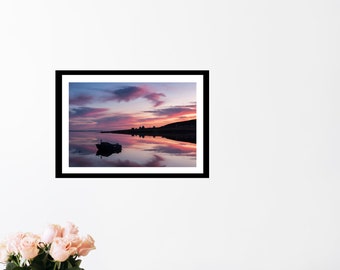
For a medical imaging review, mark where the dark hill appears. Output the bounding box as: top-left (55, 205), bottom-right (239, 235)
top-left (160, 119), bottom-right (196, 129)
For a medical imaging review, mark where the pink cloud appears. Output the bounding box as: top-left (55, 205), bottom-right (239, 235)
top-left (143, 92), bottom-right (165, 107)
top-left (145, 104), bottom-right (196, 118)
top-left (70, 95), bottom-right (94, 105)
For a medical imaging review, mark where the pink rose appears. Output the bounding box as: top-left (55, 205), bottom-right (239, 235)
top-left (18, 233), bottom-right (40, 260)
top-left (6, 232), bottom-right (25, 254)
top-left (0, 241), bottom-right (9, 263)
top-left (41, 224), bottom-right (63, 244)
top-left (62, 222), bottom-right (79, 237)
top-left (77, 235), bottom-right (95, 256)
top-left (49, 237), bottom-right (77, 262)
top-left (63, 234), bottom-right (82, 250)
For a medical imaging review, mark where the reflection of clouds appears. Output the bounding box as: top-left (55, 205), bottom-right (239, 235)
top-left (113, 134), bottom-right (196, 156)
top-left (104, 155), bottom-right (165, 167)
top-left (69, 144), bottom-right (95, 155)
top-left (95, 133), bottom-right (142, 148)
top-left (136, 136), bottom-right (196, 155)
top-left (70, 154), bottom-right (165, 167)
top-left (146, 145), bottom-right (196, 156)
top-left (70, 156), bottom-right (95, 167)
top-left (145, 155), bottom-right (165, 167)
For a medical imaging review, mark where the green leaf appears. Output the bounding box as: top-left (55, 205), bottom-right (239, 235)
top-left (67, 261), bottom-right (73, 269)
top-left (6, 265), bottom-right (28, 270)
top-left (5, 263), bottom-right (19, 270)
top-left (30, 264), bottom-right (43, 270)
top-left (74, 260), bottom-right (82, 267)
top-left (65, 267), bottom-right (81, 270)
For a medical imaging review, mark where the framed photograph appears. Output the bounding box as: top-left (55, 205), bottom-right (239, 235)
top-left (55, 70), bottom-right (209, 178)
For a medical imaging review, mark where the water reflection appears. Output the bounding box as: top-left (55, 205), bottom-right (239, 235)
top-left (69, 131), bottom-right (196, 167)
top-left (128, 133), bottom-right (196, 144)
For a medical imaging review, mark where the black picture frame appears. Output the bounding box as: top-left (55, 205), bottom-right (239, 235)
top-left (55, 70), bottom-right (209, 178)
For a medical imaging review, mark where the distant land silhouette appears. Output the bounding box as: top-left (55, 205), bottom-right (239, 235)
top-left (101, 119), bottom-right (196, 144)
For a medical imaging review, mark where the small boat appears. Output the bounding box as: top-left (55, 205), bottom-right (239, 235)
top-left (96, 141), bottom-right (122, 157)
top-left (96, 141), bottom-right (122, 151)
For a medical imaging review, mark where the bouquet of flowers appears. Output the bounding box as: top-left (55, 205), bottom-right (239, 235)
top-left (0, 222), bottom-right (95, 270)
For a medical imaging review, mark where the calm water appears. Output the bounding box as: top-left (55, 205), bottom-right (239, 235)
top-left (69, 131), bottom-right (196, 167)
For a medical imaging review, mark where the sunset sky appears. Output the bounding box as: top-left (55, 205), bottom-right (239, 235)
top-left (69, 82), bottom-right (196, 131)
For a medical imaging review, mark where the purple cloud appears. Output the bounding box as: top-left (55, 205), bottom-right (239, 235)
top-left (104, 86), bottom-right (165, 107)
top-left (70, 107), bottom-right (109, 118)
top-left (145, 104), bottom-right (196, 117)
top-left (109, 86), bottom-right (147, 102)
top-left (70, 95), bottom-right (94, 105)
top-left (143, 92), bottom-right (165, 107)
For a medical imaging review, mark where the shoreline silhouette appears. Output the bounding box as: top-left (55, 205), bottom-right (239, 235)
top-left (100, 119), bottom-right (196, 144)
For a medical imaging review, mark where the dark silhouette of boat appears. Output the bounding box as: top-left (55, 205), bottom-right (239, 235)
top-left (96, 141), bottom-right (122, 157)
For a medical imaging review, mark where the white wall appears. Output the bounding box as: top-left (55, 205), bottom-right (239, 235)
top-left (0, 0), bottom-right (340, 269)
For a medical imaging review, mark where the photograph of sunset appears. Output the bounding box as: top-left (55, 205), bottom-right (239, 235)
top-left (68, 81), bottom-right (198, 168)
